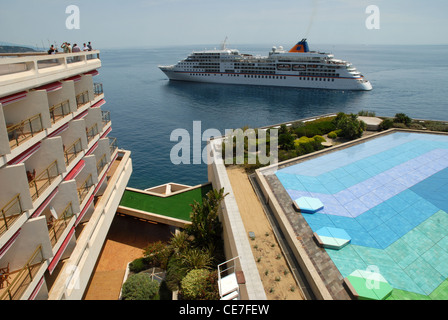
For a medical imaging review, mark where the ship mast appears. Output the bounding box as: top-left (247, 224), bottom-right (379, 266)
top-left (221, 36), bottom-right (228, 50)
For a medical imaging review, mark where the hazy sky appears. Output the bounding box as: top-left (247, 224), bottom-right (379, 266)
top-left (1, 0), bottom-right (447, 49)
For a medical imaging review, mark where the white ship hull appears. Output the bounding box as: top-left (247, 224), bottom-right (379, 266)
top-left (159, 39), bottom-right (373, 91)
top-left (160, 68), bottom-right (372, 91)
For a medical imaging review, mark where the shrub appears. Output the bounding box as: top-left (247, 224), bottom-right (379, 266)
top-left (129, 257), bottom-right (149, 273)
top-left (358, 110), bottom-right (376, 117)
top-left (294, 120), bottom-right (336, 138)
top-left (333, 112), bottom-right (366, 140)
top-left (143, 241), bottom-right (172, 269)
top-left (394, 113), bottom-right (412, 126)
top-left (121, 273), bottom-right (160, 300)
top-left (165, 256), bottom-right (188, 292)
top-left (379, 118), bottom-right (394, 131)
top-left (278, 131), bottom-right (295, 151)
top-left (327, 131), bottom-right (337, 139)
top-left (312, 135), bottom-right (326, 143)
top-left (181, 269), bottom-right (218, 300)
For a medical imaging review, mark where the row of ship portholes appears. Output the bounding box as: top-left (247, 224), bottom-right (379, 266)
top-left (187, 73), bottom-right (336, 82)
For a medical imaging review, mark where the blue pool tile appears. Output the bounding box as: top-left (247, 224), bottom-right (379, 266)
top-left (396, 189), bottom-right (421, 207)
top-left (328, 214), bottom-right (365, 232)
top-left (344, 198), bottom-right (369, 217)
top-left (370, 202), bottom-right (398, 223)
top-left (384, 214), bottom-right (414, 237)
top-left (368, 223), bottom-right (400, 249)
top-left (355, 211), bottom-right (383, 231)
top-left (359, 192), bottom-right (383, 210)
top-left (384, 195), bottom-right (412, 213)
top-left (399, 205), bottom-right (429, 228)
top-left (347, 228), bottom-right (381, 249)
top-left (302, 212), bottom-right (334, 228)
top-left (335, 189), bottom-right (357, 205)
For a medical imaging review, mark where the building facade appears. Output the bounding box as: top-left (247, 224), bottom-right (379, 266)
top-left (0, 50), bottom-right (132, 300)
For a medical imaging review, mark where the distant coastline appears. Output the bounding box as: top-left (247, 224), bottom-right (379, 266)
top-left (0, 45), bottom-right (37, 53)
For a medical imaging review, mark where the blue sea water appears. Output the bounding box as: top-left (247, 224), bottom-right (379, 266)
top-left (95, 44), bottom-right (448, 189)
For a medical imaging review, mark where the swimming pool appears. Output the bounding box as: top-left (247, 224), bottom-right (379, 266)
top-left (275, 131), bottom-right (448, 299)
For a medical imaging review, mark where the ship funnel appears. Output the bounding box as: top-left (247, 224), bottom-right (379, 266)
top-left (289, 38), bottom-right (310, 53)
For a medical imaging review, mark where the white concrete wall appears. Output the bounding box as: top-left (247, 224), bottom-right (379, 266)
top-left (207, 139), bottom-right (267, 300)
top-left (0, 163), bottom-right (33, 212)
top-left (1, 216), bottom-right (53, 271)
top-left (48, 150), bottom-right (132, 300)
top-left (47, 81), bottom-right (77, 113)
top-left (24, 136), bottom-right (66, 176)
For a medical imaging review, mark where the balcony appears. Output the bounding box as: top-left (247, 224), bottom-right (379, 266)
top-left (0, 245), bottom-right (45, 300)
top-left (77, 174), bottom-right (94, 204)
top-left (94, 83), bottom-right (103, 96)
top-left (75, 91), bottom-right (89, 109)
top-left (0, 194), bottom-right (24, 238)
top-left (101, 110), bottom-right (110, 127)
top-left (48, 202), bottom-right (75, 247)
top-left (86, 123), bottom-right (99, 143)
top-left (96, 154), bottom-right (108, 176)
top-left (64, 138), bottom-right (83, 166)
top-left (7, 113), bottom-right (44, 150)
top-left (28, 160), bottom-right (60, 202)
top-left (49, 100), bottom-right (70, 124)
top-left (109, 137), bottom-right (118, 156)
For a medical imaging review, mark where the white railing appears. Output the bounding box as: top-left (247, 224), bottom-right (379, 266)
top-left (217, 256), bottom-right (240, 300)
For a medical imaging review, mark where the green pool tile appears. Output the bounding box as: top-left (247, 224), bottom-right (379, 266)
top-left (401, 228), bottom-right (436, 256)
top-left (385, 239), bottom-right (420, 269)
top-left (416, 212), bottom-right (448, 243)
top-left (437, 235), bottom-right (448, 253)
top-left (405, 257), bottom-right (446, 295)
top-left (353, 245), bottom-right (397, 269)
top-left (429, 278), bottom-right (448, 300)
top-left (387, 288), bottom-right (431, 300)
top-left (422, 244), bottom-right (448, 278)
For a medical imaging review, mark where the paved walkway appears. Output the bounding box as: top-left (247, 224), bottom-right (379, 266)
top-left (226, 166), bottom-right (305, 300)
top-left (83, 214), bottom-right (172, 300)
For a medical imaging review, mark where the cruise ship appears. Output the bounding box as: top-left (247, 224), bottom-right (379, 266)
top-left (0, 50), bottom-right (132, 299)
top-left (159, 39), bottom-right (372, 91)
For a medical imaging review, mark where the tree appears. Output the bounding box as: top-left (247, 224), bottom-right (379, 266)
top-left (185, 188), bottom-right (227, 249)
top-left (333, 112), bottom-right (366, 140)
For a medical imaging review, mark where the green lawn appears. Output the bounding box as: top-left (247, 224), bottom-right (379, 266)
top-left (119, 184), bottom-right (213, 221)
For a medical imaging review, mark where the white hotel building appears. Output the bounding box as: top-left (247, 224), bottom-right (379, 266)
top-left (0, 50), bottom-right (132, 300)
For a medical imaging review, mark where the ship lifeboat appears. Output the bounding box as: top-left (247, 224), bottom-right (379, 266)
top-left (277, 64), bottom-right (291, 71)
top-left (292, 64), bottom-right (306, 71)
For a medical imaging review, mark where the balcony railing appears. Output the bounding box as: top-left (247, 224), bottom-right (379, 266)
top-left (77, 174), bottom-right (93, 204)
top-left (96, 154), bottom-right (107, 175)
top-left (86, 123), bottom-right (99, 143)
top-left (64, 138), bottom-right (83, 166)
top-left (7, 113), bottom-right (44, 149)
top-left (28, 160), bottom-right (60, 202)
top-left (94, 83), bottom-right (103, 96)
top-left (0, 245), bottom-right (45, 300)
top-left (75, 91), bottom-right (89, 108)
top-left (48, 202), bottom-right (74, 247)
top-left (109, 137), bottom-right (118, 156)
top-left (101, 110), bottom-right (110, 126)
top-left (49, 100), bottom-right (70, 124)
top-left (0, 194), bottom-right (24, 237)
